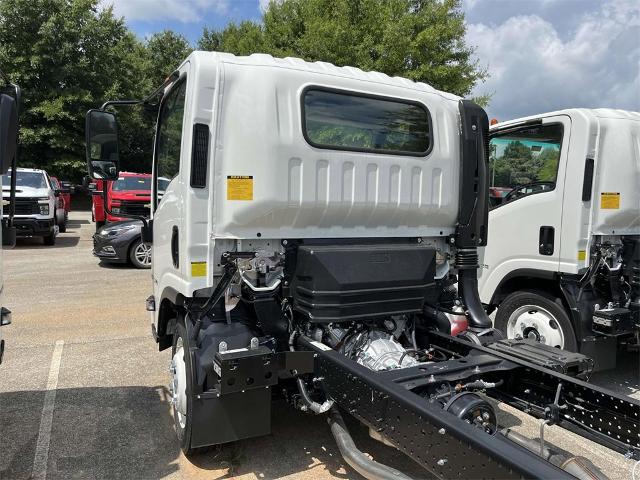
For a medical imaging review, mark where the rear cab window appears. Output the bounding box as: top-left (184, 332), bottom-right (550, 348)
top-left (302, 87), bottom-right (432, 156)
top-left (489, 123), bottom-right (563, 208)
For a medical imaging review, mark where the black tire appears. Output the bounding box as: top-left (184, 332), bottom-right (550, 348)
top-left (129, 238), bottom-right (152, 269)
top-left (43, 230), bottom-right (56, 246)
top-left (95, 220), bottom-right (105, 232)
top-left (495, 290), bottom-right (578, 351)
top-left (171, 319), bottom-right (197, 455)
top-left (59, 220), bottom-right (67, 233)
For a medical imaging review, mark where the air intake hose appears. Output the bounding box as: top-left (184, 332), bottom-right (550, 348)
top-left (456, 248), bottom-right (492, 330)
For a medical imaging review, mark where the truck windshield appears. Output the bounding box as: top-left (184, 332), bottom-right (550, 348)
top-left (112, 176), bottom-right (151, 191)
top-left (488, 123), bottom-right (563, 207)
top-left (1, 171), bottom-right (47, 189)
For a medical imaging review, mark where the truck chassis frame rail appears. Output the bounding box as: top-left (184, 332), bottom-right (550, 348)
top-left (297, 334), bottom-right (639, 479)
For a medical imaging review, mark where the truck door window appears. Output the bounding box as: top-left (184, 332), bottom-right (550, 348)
top-left (155, 79), bottom-right (187, 203)
top-left (488, 123), bottom-right (563, 208)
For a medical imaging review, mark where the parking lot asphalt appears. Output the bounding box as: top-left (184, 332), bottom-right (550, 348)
top-left (1, 210), bottom-right (638, 480)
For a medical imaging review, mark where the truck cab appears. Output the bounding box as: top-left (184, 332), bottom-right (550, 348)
top-left (84, 54), bottom-right (640, 477)
top-left (479, 109), bottom-right (640, 369)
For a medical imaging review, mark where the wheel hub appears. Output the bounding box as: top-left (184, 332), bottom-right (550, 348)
top-left (170, 339), bottom-right (188, 429)
top-left (506, 304), bottom-right (564, 348)
top-left (135, 243), bottom-right (152, 266)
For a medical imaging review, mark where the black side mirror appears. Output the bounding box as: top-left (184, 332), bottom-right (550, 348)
top-left (85, 109), bottom-right (120, 181)
top-left (0, 93), bottom-right (17, 175)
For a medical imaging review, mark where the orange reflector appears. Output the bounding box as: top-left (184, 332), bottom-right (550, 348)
top-left (490, 118), bottom-right (499, 126)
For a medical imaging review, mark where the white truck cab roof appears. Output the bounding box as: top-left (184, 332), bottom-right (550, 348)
top-left (170, 51), bottom-right (466, 241)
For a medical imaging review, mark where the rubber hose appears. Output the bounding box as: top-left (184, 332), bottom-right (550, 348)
top-left (289, 331), bottom-right (334, 414)
top-left (328, 407), bottom-right (413, 480)
top-left (458, 267), bottom-right (492, 330)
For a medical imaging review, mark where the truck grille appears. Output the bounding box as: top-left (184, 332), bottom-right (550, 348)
top-left (120, 201), bottom-right (150, 217)
top-left (14, 199), bottom-right (40, 215)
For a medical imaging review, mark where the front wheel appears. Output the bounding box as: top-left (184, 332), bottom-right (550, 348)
top-left (129, 238), bottom-right (152, 269)
top-left (171, 319), bottom-right (197, 455)
top-left (43, 229), bottom-right (56, 246)
top-left (495, 290), bottom-right (578, 351)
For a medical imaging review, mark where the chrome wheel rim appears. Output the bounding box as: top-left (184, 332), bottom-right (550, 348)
top-left (134, 242), bottom-right (152, 266)
top-left (170, 337), bottom-right (187, 429)
top-left (506, 304), bottom-right (564, 348)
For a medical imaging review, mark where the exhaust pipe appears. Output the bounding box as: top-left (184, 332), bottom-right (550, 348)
top-left (501, 428), bottom-right (608, 480)
top-left (328, 407), bottom-right (413, 480)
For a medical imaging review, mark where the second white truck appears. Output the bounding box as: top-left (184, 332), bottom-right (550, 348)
top-left (479, 109), bottom-right (640, 369)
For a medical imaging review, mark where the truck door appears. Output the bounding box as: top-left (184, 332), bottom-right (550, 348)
top-left (479, 116), bottom-right (571, 298)
top-left (151, 74), bottom-right (188, 315)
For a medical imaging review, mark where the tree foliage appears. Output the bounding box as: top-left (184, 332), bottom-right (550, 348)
top-left (0, 0), bottom-right (191, 180)
top-left (0, 0), bottom-right (487, 181)
top-left (201, 0), bottom-right (486, 98)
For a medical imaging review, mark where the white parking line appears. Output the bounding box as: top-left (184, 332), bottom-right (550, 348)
top-left (31, 340), bottom-right (64, 480)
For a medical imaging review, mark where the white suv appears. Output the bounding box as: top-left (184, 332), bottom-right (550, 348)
top-left (2, 168), bottom-right (58, 245)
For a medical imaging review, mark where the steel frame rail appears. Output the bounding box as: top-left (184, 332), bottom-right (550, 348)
top-left (298, 335), bottom-right (574, 480)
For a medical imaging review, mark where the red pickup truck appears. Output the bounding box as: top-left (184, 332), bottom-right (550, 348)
top-left (50, 176), bottom-right (71, 232)
top-left (91, 172), bottom-right (153, 230)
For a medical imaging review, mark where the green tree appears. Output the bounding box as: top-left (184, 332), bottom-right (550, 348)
top-left (199, 22), bottom-right (265, 55)
top-left (144, 30), bottom-right (192, 88)
top-left (199, 0), bottom-right (486, 98)
top-left (536, 147), bottom-right (560, 182)
top-left (0, 0), bottom-right (150, 180)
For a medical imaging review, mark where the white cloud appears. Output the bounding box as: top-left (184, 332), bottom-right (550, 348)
top-left (103, 0), bottom-right (229, 23)
top-left (467, 0), bottom-right (640, 120)
top-left (258, 0), bottom-right (283, 12)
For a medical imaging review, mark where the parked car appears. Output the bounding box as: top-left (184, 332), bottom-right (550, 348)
top-left (90, 172), bottom-right (169, 231)
top-left (93, 220), bottom-right (151, 268)
top-left (1, 168), bottom-right (58, 245)
top-left (49, 176), bottom-right (70, 232)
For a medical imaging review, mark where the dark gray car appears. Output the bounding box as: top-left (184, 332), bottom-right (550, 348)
top-left (92, 220), bottom-right (151, 268)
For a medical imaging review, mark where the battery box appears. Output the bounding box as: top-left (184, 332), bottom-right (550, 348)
top-left (592, 307), bottom-right (633, 336)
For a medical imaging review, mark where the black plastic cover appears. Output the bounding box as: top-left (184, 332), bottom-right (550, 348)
top-left (488, 338), bottom-right (593, 379)
top-left (291, 244), bottom-right (436, 322)
top-left (456, 100), bottom-right (489, 248)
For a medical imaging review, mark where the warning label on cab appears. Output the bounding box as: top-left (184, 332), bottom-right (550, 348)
top-left (227, 176), bottom-right (253, 201)
top-left (600, 192), bottom-right (620, 209)
top-left (191, 262), bottom-right (207, 277)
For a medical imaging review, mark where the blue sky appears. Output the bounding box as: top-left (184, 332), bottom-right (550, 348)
top-left (106, 0), bottom-right (640, 120)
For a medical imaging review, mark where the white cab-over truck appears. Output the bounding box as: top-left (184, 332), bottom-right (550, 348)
top-left (479, 109), bottom-right (640, 370)
top-left (85, 53), bottom-right (639, 478)
top-left (0, 69), bottom-right (19, 364)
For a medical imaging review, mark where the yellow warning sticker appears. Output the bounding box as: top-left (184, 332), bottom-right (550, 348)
top-left (191, 262), bottom-right (207, 277)
top-left (227, 175), bottom-right (253, 201)
top-left (600, 192), bottom-right (620, 209)
top-left (577, 250), bottom-right (586, 261)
